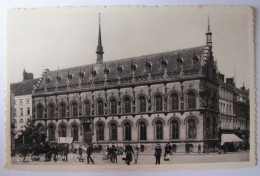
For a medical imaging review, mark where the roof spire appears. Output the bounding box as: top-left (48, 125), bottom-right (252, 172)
top-left (96, 13), bottom-right (104, 64)
top-left (208, 15), bottom-right (210, 32)
top-left (206, 15), bottom-right (212, 48)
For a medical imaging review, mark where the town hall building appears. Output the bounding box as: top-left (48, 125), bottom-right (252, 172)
top-left (31, 16), bottom-right (221, 152)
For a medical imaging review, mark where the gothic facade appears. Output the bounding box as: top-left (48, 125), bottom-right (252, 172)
top-left (32, 17), bottom-right (220, 152)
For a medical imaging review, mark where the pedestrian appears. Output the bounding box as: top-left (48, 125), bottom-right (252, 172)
top-left (164, 143), bottom-right (171, 160)
top-left (111, 145), bottom-right (118, 163)
top-left (124, 143), bottom-right (134, 165)
top-left (198, 144), bottom-right (201, 154)
top-left (63, 144), bottom-right (69, 162)
top-left (53, 145), bottom-right (58, 162)
top-left (86, 143), bottom-right (94, 164)
top-left (154, 144), bottom-right (162, 165)
top-left (78, 145), bottom-right (85, 162)
top-left (134, 146), bottom-right (139, 164)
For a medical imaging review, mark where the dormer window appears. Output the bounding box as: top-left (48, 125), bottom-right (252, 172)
top-left (46, 77), bottom-right (51, 84)
top-left (177, 54), bottom-right (184, 66)
top-left (117, 66), bottom-right (123, 74)
top-left (68, 73), bottom-right (73, 80)
top-left (193, 55), bottom-right (200, 65)
top-left (56, 75), bottom-right (62, 82)
top-left (131, 64), bottom-right (137, 72)
top-left (104, 67), bottom-right (110, 75)
top-left (161, 57), bottom-right (168, 69)
top-left (146, 60), bottom-right (152, 71)
top-left (79, 71), bottom-right (85, 78)
top-left (91, 69), bottom-right (96, 77)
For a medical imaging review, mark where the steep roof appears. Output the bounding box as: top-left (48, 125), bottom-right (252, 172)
top-left (37, 45), bottom-right (207, 89)
top-left (11, 79), bottom-right (40, 96)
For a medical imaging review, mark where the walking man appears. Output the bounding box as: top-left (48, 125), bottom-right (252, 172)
top-left (198, 144), bottom-right (201, 154)
top-left (87, 143), bottom-right (94, 164)
top-left (154, 144), bottom-right (162, 165)
top-left (125, 143), bottom-right (134, 165)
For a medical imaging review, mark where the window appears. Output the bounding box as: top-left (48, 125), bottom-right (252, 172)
top-left (27, 107), bottom-right (30, 115)
top-left (155, 94), bottom-right (163, 111)
top-left (19, 100), bottom-right (23, 105)
top-left (139, 96), bottom-right (146, 113)
top-left (59, 125), bottom-right (66, 137)
top-left (124, 122), bottom-right (131, 141)
top-left (187, 119), bottom-right (196, 139)
top-left (123, 97), bottom-right (131, 114)
top-left (71, 102), bottom-right (78, 117)
top-left (20, 108), bottom-right (23, 116)
top-left (48, 125), bottom-right (55, 141)
top-left (48, 103), bottom-right (55, 119)
top-left (187, 91), bottom-right (196, 109)
top-left (110, 98), bottom-right (117, 115)
top-left (26, 99), bottom-right (30, 104)
top-left (155, 120), bottom-right (163, 140)
top-left (84, 101), bottom-right (91, 116)
top-left (96, 123), bottom-right (104, 141)
top-left (14, 108), bottom-right (16, 116)
top-left (139, 121), bottom-right (147, 140)
top-left (37, 104), bottom-right (44, 119)
top-left (71, 124), bottom-right (78, 141)
top-left (171, 120), bottom-right (179, 139)
top-left (60, 102), bottom-right (66, 118)
top-left (109, 123), bottom-right (117, 141)
top-left (20, 119), bottom-right (23, 123)
top-left (97, 100), bottom-right (104, 115)
top-left (170, 93), bottom-right (179, 110)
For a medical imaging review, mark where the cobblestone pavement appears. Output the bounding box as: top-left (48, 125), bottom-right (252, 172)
top-left (12, 150), bottom-right (249, 165)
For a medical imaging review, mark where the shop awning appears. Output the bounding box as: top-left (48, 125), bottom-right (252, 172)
top-left (221, 134), bottom-right (244, 145)
top-left (58, 137), bottom-right (73, 144)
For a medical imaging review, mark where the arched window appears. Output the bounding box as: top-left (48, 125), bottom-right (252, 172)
top-left (48, 125), bottom-right (55, 141)
top-left (170, 93), bottom-right (179, 110)
top-left (71, 124), bottom-right (78, 141)
top-left (59, 125), bottom-right (67, 137)
top-left (96, 123), bottom-right (104, 141)
top-left (187, 91), bottom-right (196, 109)
top-left (97, 100), bottom-right (104, 115)
top-left (187, 119), bottom-right (196, 139)
top-left (123, 97), bottom-right (131, 114)
top-left (170, 120), bottom-right (179, 139)
top-left (139, 121), bottom-right (147, 140)
top-left (84, 101), bottom-right (91, 116)
top-left (155, 120), bottom-right (163, 140)
top-left (60, 102), bottom-right (66, 118)
top-left (36, 104), bottom-right (44, 119)
top-left (155, 94), bottom-right (163, 111)
top-left (109, 123), bottom-right (117, 141)
top-left (48, 103), bottom-right (55, 119)
top-left (71, 102), bottom-right (78, 117)
top-left (110, 98), bottom-right (117, 115)
top-left (139, 96), bottom-right (146, 113)
top-left (124, 122), bottom-right (131, 141)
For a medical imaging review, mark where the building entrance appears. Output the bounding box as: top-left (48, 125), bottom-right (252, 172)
top-left (83, 122), bottom-right (92, 144)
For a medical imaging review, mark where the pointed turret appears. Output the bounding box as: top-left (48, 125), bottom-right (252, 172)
top-left (206, 16), bottom-right (212, 48)
top-left (96, 13), bottom-right (104, 64)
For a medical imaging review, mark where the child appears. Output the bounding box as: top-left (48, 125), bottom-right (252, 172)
top-left (134, 146), bottom-right (139, 164)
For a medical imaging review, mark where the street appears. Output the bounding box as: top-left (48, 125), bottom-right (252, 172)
top-left (12, 150), bottom-right (249, 165)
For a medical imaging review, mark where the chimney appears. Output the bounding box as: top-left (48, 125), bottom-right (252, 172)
top-left (226, 77), bottom-right (235, 87)
top-left (218, 73), bottom-right (225, 82)
top-left (23, 69), bottom-right (34, 81)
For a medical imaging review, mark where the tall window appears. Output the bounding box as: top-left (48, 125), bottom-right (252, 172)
top-left (84, 101), bottom-right (91, 116)
top-left (155, 94), bottom-right (163, 111)
top-left (60, 102), bottom-right (66, 118)
top-left (97, 100), bottom-right (104, 115)
top-left (187, 119), bottom-right (196, 139)
top-left (37, 104), bottom-right (44, 119)
top-left (155, 120), bottom-right (163, 140)
top-left (110, 98), bottom-right (117, 115)
top-left (48, 103), bottom-right (55, 119)
top-left (170, 93), bottom-right (179, 110)
top-left (123, 97), bottom-right (131, 114)
top-left (187, 91), bottom-right (196, 109)
top-left (139, 96), bottom-right (146, 113)
top-left (96, 123), bottom-right (104, 141)
top-left (139, 121), bottom-right (147, 140)
top-left (48, 125), bottom-right (55, 141)
top-left (71, 124), bottom-right (78, 141)
top-left (27, 107), bottom-right (30, 115)
top-left (171, 120), bottom-right (179, 139)
top-left (124, 122), bottom-right (131, 141)
top-left (71, 102), bottom-right (78, 117)
top-left (109, 123), bottom-right (117, 141)
top-left (59, 125), bottom-right (67, 137)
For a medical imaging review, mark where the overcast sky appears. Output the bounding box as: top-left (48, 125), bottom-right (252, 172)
top-left (6, 6), bottom-right (252, 88)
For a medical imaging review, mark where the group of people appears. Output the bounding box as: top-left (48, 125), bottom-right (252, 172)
top-left (78, 143), bottom-right (95, 164)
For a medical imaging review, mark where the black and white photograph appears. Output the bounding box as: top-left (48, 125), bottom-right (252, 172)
top-left (5, 6), bottom-right (255, 171)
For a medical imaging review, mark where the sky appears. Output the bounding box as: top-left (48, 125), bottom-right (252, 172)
top-left (6, 6), bottom-right (252, 88)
